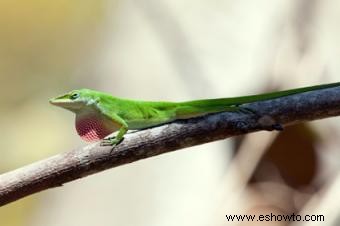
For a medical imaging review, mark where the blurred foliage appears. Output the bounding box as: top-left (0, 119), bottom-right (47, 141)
top-left (264, 124), bottom-right (319, 188)
top-left (0, 0), bottom-right (107, 108)
top-left (0, 197), bottom-right (35, 226)
top-left (0, 2), bottom-right (114, 226)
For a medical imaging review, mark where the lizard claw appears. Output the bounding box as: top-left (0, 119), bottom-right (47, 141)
top-left (100, 137), bottom-right (124, 146)
top-left (100, 140), bottom-right (114, 146)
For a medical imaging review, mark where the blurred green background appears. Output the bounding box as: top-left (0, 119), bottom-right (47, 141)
top-left (1, 1), bottom-right (340, 226)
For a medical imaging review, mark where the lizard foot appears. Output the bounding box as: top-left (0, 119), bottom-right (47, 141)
top-left (100, 137), bottom-right (124, 146)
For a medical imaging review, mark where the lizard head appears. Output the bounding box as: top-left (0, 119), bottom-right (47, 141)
top-left (49, 89), bottom-right (99, 112)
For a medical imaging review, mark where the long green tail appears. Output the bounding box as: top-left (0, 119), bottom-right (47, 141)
top-left (175, 82), bottom-right (340, 118)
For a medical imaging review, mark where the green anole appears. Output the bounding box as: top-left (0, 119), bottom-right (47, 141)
top-left (50, 82), bottom-right (340, 145)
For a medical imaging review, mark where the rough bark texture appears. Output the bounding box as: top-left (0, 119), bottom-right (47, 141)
top-left (1, 86), bottom-right (340, 206)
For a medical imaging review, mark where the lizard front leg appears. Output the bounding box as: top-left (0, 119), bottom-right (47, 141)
top-left (101, 125), bottom-right (128, 146)
top-left (100, 113), bottom-right (129, 146)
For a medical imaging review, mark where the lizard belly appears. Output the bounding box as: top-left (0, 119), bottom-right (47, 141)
top-left (75, 113), bottom-right (119, 142)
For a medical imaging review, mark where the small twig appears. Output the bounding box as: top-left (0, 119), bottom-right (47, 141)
top-left (1, 86), bottom-right (340, 206)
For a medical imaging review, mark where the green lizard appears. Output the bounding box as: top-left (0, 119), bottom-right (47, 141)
top-left (49, 82), bottom-right (340, 145)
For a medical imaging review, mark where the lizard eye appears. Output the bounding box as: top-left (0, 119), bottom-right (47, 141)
top-left (70, 93), bottom-right (79, 100)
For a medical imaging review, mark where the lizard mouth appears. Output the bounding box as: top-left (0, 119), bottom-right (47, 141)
top-left (49, 98), bottom-right (70, 106)
top-left (49, 97), bottom-right (83, 111)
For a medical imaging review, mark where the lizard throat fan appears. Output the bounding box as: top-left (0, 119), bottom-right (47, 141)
top-left (75, 114), bottom-right (112, 142)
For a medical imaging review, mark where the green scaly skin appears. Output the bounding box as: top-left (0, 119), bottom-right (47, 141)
top-left (49, 82), bottom-right (340, 146)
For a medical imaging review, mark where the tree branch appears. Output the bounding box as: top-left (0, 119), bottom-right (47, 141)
top-left (1, 86), bottom-right (340, 206)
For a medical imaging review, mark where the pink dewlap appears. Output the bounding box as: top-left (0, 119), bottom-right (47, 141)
top-left (75, 115), bottom-right (112, 142)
